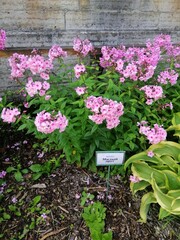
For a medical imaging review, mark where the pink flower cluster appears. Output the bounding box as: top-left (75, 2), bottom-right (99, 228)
top-left (138, 121), bottom-right (167, 144)
top-left (1, 108), bottom-right (20, 123)
top-left (48, 45), bottom-right (67, 61)
top-left (73, 38), bottom-right (94, 56)
top-left (85, 96), bottom-right (124, 129)
top-left (74, 64), bottom-right (86, 78)
top-left (140, 85), bottom-right (163, 105)
top-left (0, 29), bottom-right (6, 50)
top-left (151, 34), bottom-right (180, 58)
top-left (25, 77), bottom-right (50, 97)
top-left (75, 87), bottom-right (87, 95)
top-left (27, 54), bottom-right (53, 80)
top-left (157, 69), bottom-right (178, 85)
top-left (100, 44), bottom-right (159, 82)
top-left (9, 52), bottom-right (53, 80)
top-left (34, 110), bottom-right (68, 134)
top-left (9, 53), bottom-right (28, 78)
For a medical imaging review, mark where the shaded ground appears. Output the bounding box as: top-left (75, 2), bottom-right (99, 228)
top-left (0, 126), bottom-right (180, 240)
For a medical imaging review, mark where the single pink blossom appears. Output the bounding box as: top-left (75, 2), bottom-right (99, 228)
top-left (129, 175), bottom-right (140, 183)
top-left (147, 151), bottom-right (154, 157)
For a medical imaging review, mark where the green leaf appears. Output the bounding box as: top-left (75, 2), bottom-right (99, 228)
top-left (18, 124), bottom-right (27, 131)
top-left (161, 169), bottom-right (180, 190)
top-left (29, 164), bottom-right (42, 173)
top-left (91, 124), bottom-right (98, 134)
top-left (32, 195), bottom-right (41, 206)
top-left (131, 162), bottom-right (165, 187)
top-left (130, 180), bottom-right (150, 195)
top-left (22, 169), bottom-right (28, 174)
top-left (149, 141), bottom-right (180, 160)
top-left (158, 207), bottom-right (171, 220)
top-left (6, 166), bottom-right (16, 173)
top-left (151, 178), bottom-right (174, 212)
top-left (3, 213), bottom-right (11, 220)
top-left (102, 231), bottom-right (113, 240)
top-left (32, 172), bottom-right (43, 180)
top-left (14, 171), bottom-right (23, 182)
top-left (171, 197), bottom-right (180, 212)
top-left (139, 192), bottom-right (157, 223)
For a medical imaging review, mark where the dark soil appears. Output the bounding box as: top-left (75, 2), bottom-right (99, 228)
top-left (0, 126), bottom-right (180, 240)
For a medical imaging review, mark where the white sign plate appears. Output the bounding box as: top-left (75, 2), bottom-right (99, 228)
top-left (96, 151), bottom-right (125, 166)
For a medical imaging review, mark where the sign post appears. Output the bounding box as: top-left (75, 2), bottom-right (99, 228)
top-left (96, 151), bottom-right (125, 200)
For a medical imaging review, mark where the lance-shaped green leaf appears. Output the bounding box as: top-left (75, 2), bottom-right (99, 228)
top-left (139, 192), bottom-right (157, 223)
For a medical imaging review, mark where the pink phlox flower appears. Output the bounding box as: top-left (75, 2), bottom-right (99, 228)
top-left (75, 193), bottom-right (81, 199)
top-left (0, 171), bottom-right (7, 178)
top-left (41, 213), bottom-right (47, 219)
top-left (35, 110), bottom-right (68, 134)
top-left (74, 64), bottom-right (86, 78)
top-left (12, 197), bottom-right (18, 203)
top-left (129, 175), bottom-right (140, 183)
top-left (45, 95), bottom-right (51, 101)
top-left (0, 29), bottom-right (6, 50)
top-left (48, 45), bottom-right (67, 61)
top-left (115, 59), bottom-right (124, 72)
top-left (139, 122), bottom-right (167, 144)
top-left (9, 53), bottom-right (28, 78)
top-left (37, 151), bottom-right (44, 158)
top-left (1, 108), bottom-right (20, 123)
top-left (157, 69), bottom-right (178, 85)
top-left (73, 38), bottom-right (94, 56)
top-left (27, 55), bottom-right (53, 78)
top-left (23, 102), bottom-right (29, 108)
top-left (140, 85), bottom-right (163, 104)
top-left (147, 150), bottom-right (154, 157)
top-left (162, 102), bottom-right (173, 110)
top-left (85, 96), bottom-right (124, 129)
top-left (75, 87), bottom-right (87, 95)
top-left (25, 78), bottom-right (50, 97)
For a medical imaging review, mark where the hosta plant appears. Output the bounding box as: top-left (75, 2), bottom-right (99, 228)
top-left (124, 139), bottom-right (180, 222)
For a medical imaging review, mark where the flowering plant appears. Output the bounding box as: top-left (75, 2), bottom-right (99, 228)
top-left (0, 33), bottom-right (180, 170)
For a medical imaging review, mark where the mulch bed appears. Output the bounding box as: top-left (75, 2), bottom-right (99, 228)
top-left (0, 126), bottom-right (180, 240)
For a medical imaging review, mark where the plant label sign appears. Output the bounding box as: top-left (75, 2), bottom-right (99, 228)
top-left (96, 151), bottom-right (125, 166)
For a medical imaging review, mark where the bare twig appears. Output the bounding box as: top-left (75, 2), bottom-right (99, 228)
top-left (39, 227), bottom-right (68, 240)
top-left (58, 205), bottom-right (69, 214)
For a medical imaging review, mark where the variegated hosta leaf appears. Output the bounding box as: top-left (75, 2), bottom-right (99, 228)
top-left (139, 192), bottom-right (157, 223)
top-left (149, 141), bottom-right (180, 160)
top-left (130, 180), bottom-right (150, 195)
top-left (124, 152), bottom-right (164, 170)
top-left (132, 162), bottom-right (166, 187)
top-left (161, 170), bottom-right (180, 190)
top-left (159, 207), bottom-right (171, 220)
top-left (152, 179), bottom-right (180, 215)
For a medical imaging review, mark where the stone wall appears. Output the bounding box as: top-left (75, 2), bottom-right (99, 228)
top-left (0, 0), bottom-right (180, 91)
